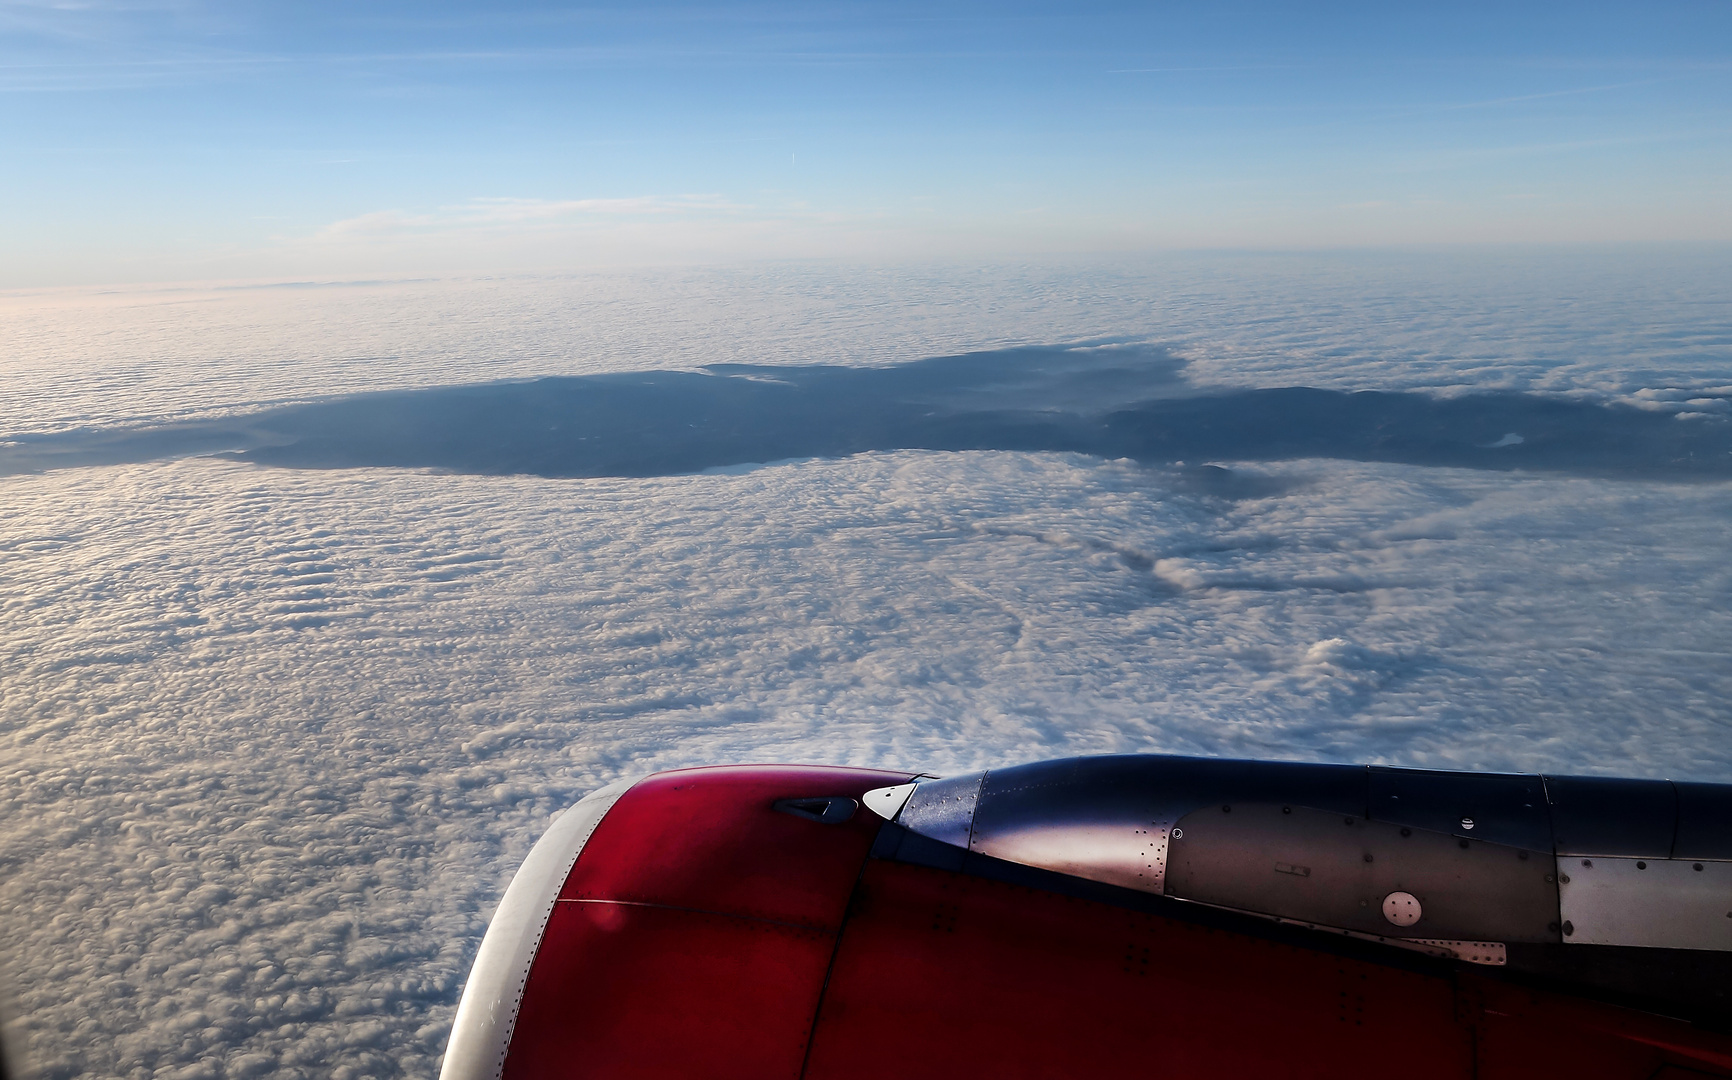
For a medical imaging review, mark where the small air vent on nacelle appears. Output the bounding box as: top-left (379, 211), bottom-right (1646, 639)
top-left (773, 796), bottom-right (859, 824)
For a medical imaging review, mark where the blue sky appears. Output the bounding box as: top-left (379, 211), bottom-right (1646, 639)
top-left (4, 1), bottom-right (1730, 284)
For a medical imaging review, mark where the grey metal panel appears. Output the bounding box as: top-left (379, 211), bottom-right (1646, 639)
top-left (1545, 775), bottom-right (1677, 856)
top-left (1164, 803), bottom-right (1559, 943)
top-left (959, 756), bottom-right (1365, 898)
top-left (896, 771), bottom-right (983, 848)
top-left (964, 759), bottom-right (1181, 895)
top-left (1674, 782), bottom-right (1732, 860)
top-left (889, 755), bottom-right (1732, 965)
top-left (1411, 940), bottom-right (1507, 966)
top-left (1557, 856), bottom-right (1732, 951)
top-left (1368, 766), bottom-right (1551, 852)
top-left (972, 810), bottom-right (1173, 895)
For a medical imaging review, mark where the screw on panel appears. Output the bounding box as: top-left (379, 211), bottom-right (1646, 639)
top-left (1222, 804), bottom-right (1232, 813)
top-left (1695, 863), bottom-right (1705, 871)
top-left (1562, 921), bottom-right (1574, 936)
top-left (1637, 861), bottom-right (1647, 870)
top-left (1458, 839), bottom-right (1469, 849)
top-left (1282, 806), bottom-right (1292, 814)
top-left (1582, 859), bottom-right (1593, 868)
top-left (1363, 853), bottom-right (1374, 863)
top-left (1559, 874), bottom-right (1570, 884)
top-left (1121, 944), bottom-right (1151, 977)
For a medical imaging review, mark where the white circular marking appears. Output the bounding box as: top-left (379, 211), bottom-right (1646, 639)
top-left (1383, 891), bottom-right (1422, 927)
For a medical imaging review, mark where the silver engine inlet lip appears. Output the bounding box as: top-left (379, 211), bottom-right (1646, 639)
top-left (440, 778), bottom-right (635, 1080)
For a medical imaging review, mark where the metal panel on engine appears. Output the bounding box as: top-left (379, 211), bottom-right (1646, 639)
top-left (895, 771), bottom-right (982, 849)
top-left (1164, 802), bottom-right (1560, 943)
top-left (1674, 782), bottom-right (1732, 860)
top-left (1557, 856), bottom-right (1732, 950)
top-left (963, 756), bottom-right (1367, 896)
top-left (1368, 766), bottom-right (1552, 852)
top-left (1545, 775), bottom-right (1677, 857)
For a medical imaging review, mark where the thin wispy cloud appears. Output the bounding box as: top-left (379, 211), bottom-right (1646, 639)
top-left (1382, 125), bottom-right (1732, 176)
top-left (1440, 77), bottom-right (1681, 111)
top-left (304, 195), bottom-right (748, 244)
top-left (1105, 64), bottom-right (1303, 74)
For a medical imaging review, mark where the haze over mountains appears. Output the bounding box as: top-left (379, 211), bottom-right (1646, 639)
top-left (7, 346), bottom-right (1731, 480)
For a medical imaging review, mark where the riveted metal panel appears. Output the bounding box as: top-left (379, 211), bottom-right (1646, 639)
top-left (896, 771), bottom-right (983, 849)
top-left (1165, 803), bottom-right (1559, 943)
top-left (957, 755), bottom-right (1366, 898)
top-left (961, 760), bottom-right (1176, 895)
top-left (975, 813), bottom-right (1174, 894)
top-left (1411, 940), bottom-right (1506, 966)
top-left (1369, 767), bottom-right (1551, 852)
top-left (1545, 775), bottom-right (1677, 857)
top-left (1557, 856), bottom-right (1732, 951)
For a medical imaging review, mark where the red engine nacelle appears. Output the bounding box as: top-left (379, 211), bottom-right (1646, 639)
top-left (442, 760), bottom-right (1732, 1079)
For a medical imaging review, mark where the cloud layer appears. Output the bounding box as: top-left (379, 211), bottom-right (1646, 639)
top-left (5, 250), bottom-right (1729, 437)
top-left (0, 252), bottom-right (1729, 1079)
top-left (3, 452), bottom-right (1732, 1077)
